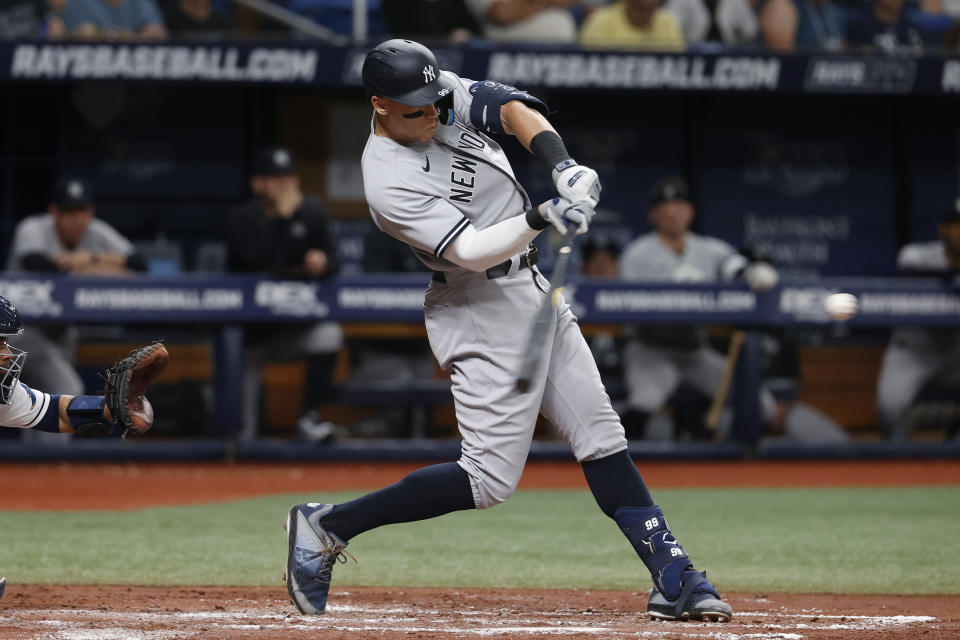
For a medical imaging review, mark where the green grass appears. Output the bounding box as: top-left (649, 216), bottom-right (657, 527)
top-left (1, 487), bottom-right (958, 594)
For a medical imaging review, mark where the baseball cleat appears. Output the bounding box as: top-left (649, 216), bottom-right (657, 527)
top-left (284, 503), bottom-right (354, 615)
top-left (646, 570), bottom-right (732, 622)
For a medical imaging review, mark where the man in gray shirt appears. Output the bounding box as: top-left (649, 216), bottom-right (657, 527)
top-left (876, 200), bottom-right (960, 441)
top-left (6, 177), bottom-right (146, 402)
top-left (618, 177), bottom-right (778, 438)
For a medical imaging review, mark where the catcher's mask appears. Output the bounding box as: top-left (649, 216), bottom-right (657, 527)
top-left (0, 340), bottom-right (26, 405)
top-left (0, 295), bottom-right (25, 404)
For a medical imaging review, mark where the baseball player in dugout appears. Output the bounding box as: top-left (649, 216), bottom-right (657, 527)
top-left (876, 199), bottom-right (960, 442)
top-left (225, 146), bottom-right (343, 442)
top-left (283, 39), bottom-right (733, 623)
top-left (618, 177), bottom-right (847, 444)
top-left (5, 177), bottom-right (148, 442)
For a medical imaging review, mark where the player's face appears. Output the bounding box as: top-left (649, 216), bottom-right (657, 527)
top-left (650, 200), bottom-right (694, 237)
top-left (256, 174), bottom-right (300, 203)
top-left (373, 96), bottom-right (439, 144)
top-left (52, 206), bottom-right (95, 249)
top-left (582, 250), bottom-right (620, 278)
top-left (0, 338), bottom-right (12, 367)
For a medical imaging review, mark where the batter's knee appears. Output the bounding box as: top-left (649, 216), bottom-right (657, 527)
top-left (457, 458), bottom-right (522, 510)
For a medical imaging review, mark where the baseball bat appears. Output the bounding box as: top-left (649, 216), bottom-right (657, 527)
top-left (515, 226), bottom-right (578, 393)
top-left (705, 330), bottom-right (745, 434)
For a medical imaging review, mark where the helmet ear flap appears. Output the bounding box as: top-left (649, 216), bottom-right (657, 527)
top-left (436, 93), bottom-right (454, 126)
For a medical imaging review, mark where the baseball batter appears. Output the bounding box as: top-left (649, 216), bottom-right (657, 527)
top-left (876, 201), bottom-right (960, 441)
top-left (284, 39), bottom-right (732, 623)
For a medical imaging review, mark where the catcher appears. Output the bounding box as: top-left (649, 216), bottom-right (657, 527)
top-left (0, 294), bottom-right (167, 438)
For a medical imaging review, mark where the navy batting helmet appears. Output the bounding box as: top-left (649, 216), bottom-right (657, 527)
top-left (0, 295), bottom-right (26, 405)
top-left (361, 39), bottom-right (457, 107)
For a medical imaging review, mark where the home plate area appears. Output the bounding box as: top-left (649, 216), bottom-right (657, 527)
top-left (0, 586), bottom-right (955, 640)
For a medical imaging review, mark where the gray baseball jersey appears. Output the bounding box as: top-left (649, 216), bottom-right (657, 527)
top-left (6, 213), bottom-right (134, 272)
top-left (364, 73), bottom-right (531, 275)
top-left (618, 231), bottom-right (761, 415)
top-left (619, 231), bottom-right (744, 283)
top-left (362, 73), bottom-right (626, 509)
top-left (876, 241), bottom-right (960, 440)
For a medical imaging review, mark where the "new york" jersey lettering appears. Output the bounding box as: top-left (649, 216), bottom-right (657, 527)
top-left (450, 154), bottom-right (477, 203)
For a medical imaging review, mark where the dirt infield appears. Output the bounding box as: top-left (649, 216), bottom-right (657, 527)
top-left (1, 460), bottom-right (958, 639)
top-left (1, 459), bottom-right (958, 510)
top-left (1, 585), bottom-right (958, 640)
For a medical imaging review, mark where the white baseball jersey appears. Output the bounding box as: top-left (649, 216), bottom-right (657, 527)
top-left (363, 73), bottom-right (531, 275)
top-left (361, 73), bottom-right (627, 509)
top-left (0, 382), bottom-right (52, 429)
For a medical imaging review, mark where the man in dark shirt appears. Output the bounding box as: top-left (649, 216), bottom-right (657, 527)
top-left (161, 0), bottom-right (233, 38)
top-left (225, 147), bottom-right (342, 441)
top-left (845, 0), bottom-right (932, 54)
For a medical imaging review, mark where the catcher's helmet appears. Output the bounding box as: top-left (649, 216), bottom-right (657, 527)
top-left (0, 295), bottom-right (26, 405)
top-left (361, 39), bottom-right (457, 107)
top-left (0, 296), bottom-right (23, 338)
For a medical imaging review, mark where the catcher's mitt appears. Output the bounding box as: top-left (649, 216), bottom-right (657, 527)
top-left (103, 342), bottom-right (169, 437)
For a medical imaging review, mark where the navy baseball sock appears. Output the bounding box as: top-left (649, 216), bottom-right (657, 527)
top-left (318, 462), bottom-right (475, 541)
top-left (581, 449), bottom-right (654, 518)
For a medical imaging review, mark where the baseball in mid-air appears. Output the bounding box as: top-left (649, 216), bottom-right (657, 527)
top-left (824, 293), bottom-right (860, 321)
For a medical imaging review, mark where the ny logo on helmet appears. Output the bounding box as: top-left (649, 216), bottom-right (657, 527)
top-left (422, 65), bottom-right (436, 83)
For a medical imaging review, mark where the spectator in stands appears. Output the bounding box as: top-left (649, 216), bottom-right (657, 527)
top-left (617, 177), bottom-right (848, 444)
top-left (845, 0), bottom-right (940, 53)
top-left (666, 0), bottom-right (758, 46)
top-left (225, 146), bottom-right (343, 442)
top-left (580, 0), bottom-right (686, 51)
top-left (0, 0), bottom-right (43, 37)
top-left (46, 0), bottom-right (68, 36)
top-left (876, 199), bottom-right (960, 442)
top-left (464, 0), bottom-right (581, 43)
top-left (61, 0), bottom-right (167, 39)
top-left (5, 177), bottom-right (147, 421)
top-left (382, 0), bottom-right (480, 44)
top-left (161, 0), bottom-right (232, 38)
top-left (759, 0), bottom-right (845, 52)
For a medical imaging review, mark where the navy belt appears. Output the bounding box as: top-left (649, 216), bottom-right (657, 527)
top-left (433, 245), bottom-right (538, 283)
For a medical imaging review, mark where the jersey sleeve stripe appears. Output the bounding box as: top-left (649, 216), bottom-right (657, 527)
top-left (434, 216), bottom-right (470, 258)
top-left (25, 391), bottom-right (51, 428)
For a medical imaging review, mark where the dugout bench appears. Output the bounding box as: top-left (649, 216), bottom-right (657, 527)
top-left (3, 273), bottom-right (959, 444)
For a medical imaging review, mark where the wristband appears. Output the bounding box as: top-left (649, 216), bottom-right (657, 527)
top-left (67, 395), bottom-right (115, 438)
top-left (525, 206), bottom-right (549, 231)
top-left (530, 131), bottom-right (573, 172)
